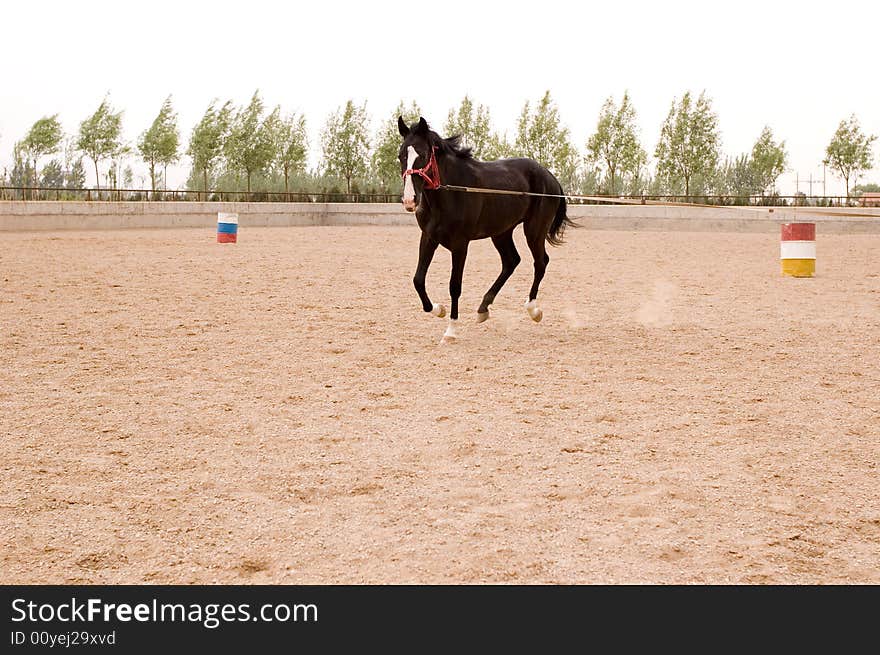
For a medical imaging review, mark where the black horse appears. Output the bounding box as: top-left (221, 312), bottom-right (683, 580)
top-left (398, 116), bottom-right (574, 343)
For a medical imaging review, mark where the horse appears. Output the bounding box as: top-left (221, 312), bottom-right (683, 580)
top-left (398, 116), bottom-right (575, 343)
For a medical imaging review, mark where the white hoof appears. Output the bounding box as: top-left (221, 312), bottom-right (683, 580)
top-left (440, 334), bottom-right (457, 345)
top-left (431, 303), bottom-right (446, 318)
top-left (476, 310), bottom-right (489, 323)
top-left (526, 299), bottom-right (543, 322)
top-left (440, 319), bottom-right (458, 344)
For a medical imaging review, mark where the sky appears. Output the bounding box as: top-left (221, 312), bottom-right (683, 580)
top-left (1, 0), bottom-right (878, 195)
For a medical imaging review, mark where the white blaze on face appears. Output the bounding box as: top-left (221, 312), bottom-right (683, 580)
top-left (403, 145), bottom-right (419, 205)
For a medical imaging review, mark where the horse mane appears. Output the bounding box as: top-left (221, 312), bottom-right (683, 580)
top-left (429, 131), bottom-right (474, 160)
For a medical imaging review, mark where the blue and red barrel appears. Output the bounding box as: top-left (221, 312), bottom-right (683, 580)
top-left (217, 212), bottom-right (238, 243)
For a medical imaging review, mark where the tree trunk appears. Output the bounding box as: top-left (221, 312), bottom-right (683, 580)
top-left (203, 169), bottom-right (208, 198)
top-left (94, 159), bottom-right (100, 195)
top-left (247, 172), bottom-right (251, 198)
top-left (346, 176), bottom-right (351, 194)
top-left (150, 162), bottom-right (156, 193)
top-left (284, 168), bottom-right (289, 194)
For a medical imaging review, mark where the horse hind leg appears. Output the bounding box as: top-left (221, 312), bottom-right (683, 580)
top-left (477, 229), bottom-right (520, 323)
top-left (524, 225), bottom-right (549, 322)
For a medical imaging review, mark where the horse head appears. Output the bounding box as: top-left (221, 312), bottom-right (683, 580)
top-left (398, 116), bottom-right (440, 212)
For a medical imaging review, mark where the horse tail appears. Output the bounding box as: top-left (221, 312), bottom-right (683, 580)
top-left (546, 190), bottom-right (576, 247)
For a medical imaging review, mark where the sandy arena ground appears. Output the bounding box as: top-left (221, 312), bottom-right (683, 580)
top-left (1, 224), bottom-right (879, 584)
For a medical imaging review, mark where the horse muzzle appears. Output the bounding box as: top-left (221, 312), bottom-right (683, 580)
top-left (403, 199), bottom-right (417, 212)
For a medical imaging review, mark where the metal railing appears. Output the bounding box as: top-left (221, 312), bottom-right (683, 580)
top-left (0, 186), bottom-right (401, 203)
top-left (1, 186), bottom-right (877, 208)
top-left (563, 194), bottom-right (875, 208)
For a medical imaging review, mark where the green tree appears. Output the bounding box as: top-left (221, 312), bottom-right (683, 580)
top-left (654, 91), bottom-right (720, 196)
top-left (514, 91), bottom-right (578, 190)
top-left (157, 102), bottom-right (179, 190)
top-left (321, 100), bottom-right (371, 194)
top-left (823, 115), bottom-right (877, 197)
top-left (138, 96), bottom-right (180, 191)
top-left (575, 168), bottom-right (601, 195)
top-left (372, 100), bottom-right (421, 190)
top-left (77, 97), bottom-right (124, 188)
top-left (624, 168), bottom-right (649, 195)
top-left (852, 182), bottom-right (880, 196)
top-left (749, 126), bottom-right (787, 195)
top-left (39, 159), bottom-right (65, 188)
top-left (260, 106), bottom-right (283, 188)
top-left (224, 91), bottom-right (276, 194)
top-left (717, 154), bottom-right (756, 198)
top-left (9, 143), bottom-right (34, 189)
top-left (187, 100), bottom-right (233, 194)
top-left (21, 115), bottom-right (64, 189)
top-left (444, 96), bottom-right (493, 160)
top-left (67, 159), bottom-right (86, 189)
top-left (61, 137), bottom-right (86, 190)
top-left (585, 91), bottom-right (647, 195)
top-left (483, 132), bottom-right (515, 161)
top-left (269, 109), bottom-right (309, 194)
top-left (123, 165), bottom-right (134, 190)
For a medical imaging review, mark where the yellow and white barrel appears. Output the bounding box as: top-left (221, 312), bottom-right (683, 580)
top-left (780, 223), bottom-right (815, 277)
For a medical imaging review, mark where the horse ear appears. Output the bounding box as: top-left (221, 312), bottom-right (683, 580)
top-left (397, 116), bottom-right (409, 137)
top-left (415, 117), bottom-right (429, 135)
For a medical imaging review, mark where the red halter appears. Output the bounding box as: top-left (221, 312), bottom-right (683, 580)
top-left (402, 146), bottom-right (441, 190)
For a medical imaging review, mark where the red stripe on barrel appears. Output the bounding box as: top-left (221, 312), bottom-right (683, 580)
top-left (217, 233), bottom-right (237, 243)
top-left (781, 223), bottom-right (815, 241)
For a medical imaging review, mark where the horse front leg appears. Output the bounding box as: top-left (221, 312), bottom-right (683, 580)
top-left (414, 231), bottom-right (445, 317)
top-left (441, 246), bottom-right (469, 344)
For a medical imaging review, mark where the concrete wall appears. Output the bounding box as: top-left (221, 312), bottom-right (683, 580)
top-left (2, 200), bottom-right (879, 233)
top-left (567, 204), bottom-right (880, 234)
top-left (0, 202), bottom-right (413, 231)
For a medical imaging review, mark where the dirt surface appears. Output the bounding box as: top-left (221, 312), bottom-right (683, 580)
top-left (2, 225), bottom-right (879, 584)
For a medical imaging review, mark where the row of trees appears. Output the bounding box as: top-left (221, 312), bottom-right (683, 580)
top-left (3, 91), bottom-right (877, 198)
